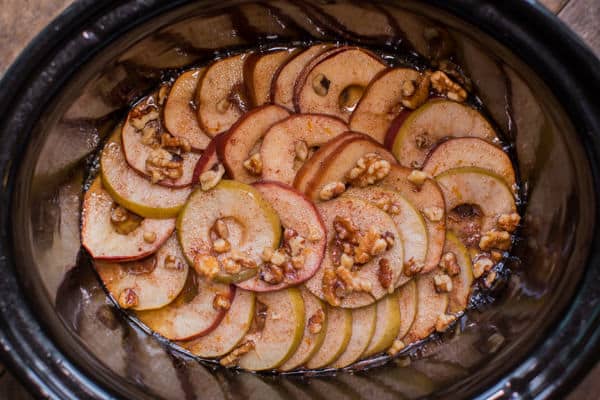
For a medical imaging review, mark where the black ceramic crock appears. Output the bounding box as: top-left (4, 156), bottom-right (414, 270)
top-left (0, 0), bottom-right (599, 399)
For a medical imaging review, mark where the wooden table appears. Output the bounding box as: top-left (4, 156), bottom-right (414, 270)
top-left (0, 0), bottom-right (598, 398)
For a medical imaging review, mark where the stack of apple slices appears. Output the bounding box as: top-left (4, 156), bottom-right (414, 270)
top-left (80, 43), bottom-right (521, 372)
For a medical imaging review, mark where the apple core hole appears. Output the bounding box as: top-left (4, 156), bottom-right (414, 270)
top-left (339, 85), bottom-right (365, 113)
top-left (447, 204), bottom-right (484, 247)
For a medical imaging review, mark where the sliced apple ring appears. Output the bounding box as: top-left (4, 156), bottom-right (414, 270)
top-left (100, 129), bottom-right (192, 219)
top-left (391, 99), bottom-right (498, 168)
top-left (404, 271), bottom-right (449, 344)
top-left (444, 232), bottom-right (474, 313)
top-left (237, 288), bottom-right (305, 370)
top-left (380, 165), bottom-right (446, 272)
top-left (260, 114), bottom-right (349, 185)
top-left (305, 197), bottom-right (403, 308)
top-left (363, 291), bottom-right (402, 357)
top-left (95, 235), bottom-right (189, 311)
top-left (271, 44), bottom-right (333, 110)
top-left (237, 182), bottom-right (326, 292)
top-left (191, 133), bottom-right (223, 185)
top-left (329, 304), bottom-right (376, 368)
top-left (81, 178), bottom-right (175, 261)
top-left (345, 186), bottom-right (428, 288)
top-left (218, 104), bottom-right (290, 183)
top-left (295, 48), bottom-right (387, 121)
top-left (196, 52), bottom-right (251, 136)
top-left (136, 273), bottom-right (234, 341)
top-left (305, 306), bottom-right (352, 369)
top-left (177, 180), bottom-right (281, 283)
top-left (279, 287), bottom-right (328, 371)
top-left (350, 67), bottom-right (421, 143)
top-left (423, 137), bottom-right (517, 190)
top-left (164, 68), bottom-right (212, 151)
top-left (244, 49), bottom-right (299, 107)
top-left (181, 287), bottom-right (255, 358)
top-left (396, 279), bottom-right (417, 341)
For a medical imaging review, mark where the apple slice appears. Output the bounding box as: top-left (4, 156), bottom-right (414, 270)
top-left (191, 133), bottom-right (222, 185)
top-left (380, 165), bottom-right (446, 272)
top-left (435, 167), bottom-right (517, 236)
top-left (260, 114), bottom-right (349, 185)
top-left (444, 232), bottom-right (474, 314)
top-left (404, 271), bottom-right (449, 344)
top-left (345, 186), bottom-right (428, 288)
top-left (244, 49), bottom-right (299, 107)
top-left (95, 235), bottom-right (189, 311)
top-left (181, 287), bottom-right (255, 358)
top-left (122, 93), bottom-right (202, 188)
top-left (295, 48), bottom-right (386, 121)
top-left (82, 178), bottom-right (175, 261)
top-left (238, 182), bottom-right (326, 291)
top-left (396, 279), bottom-right (418, 340)
top-left (164, 68), bottom-right (212, 151)
top-left (279, 288), bottom-right (328, 371)
top-left (349, 68), bottom-right (421, 143)
top-left (423, 137), bottom-right (516, 190)
top-left (362, 291), bottom-right (402, 357)
top-left (304, 135), bottom-right (397, 202)
top-left (136, 273), bottom-right (234, 341)
top-left (391, 99), bottom-right (498, 168)
top-left (271, 44), bottom-right (333, 110)
top-left (177, 180), bottom-right (281, 283)
top-left (196, 52), bottom-right (251, 136)
top-left (305, 197), bottom-right (403, 308)
top-left (100, 128), bottom-right (192, 219)
top-left (237, 288), bottom-right (305, 370)
top-left (218, 104), bottom-right (290, 183)
top-left (383, 109), bottom-right (412, 149)
top-left (305, 306), bottom-right (352, 369)
top-left (329, 304), bottom-right (376, 368)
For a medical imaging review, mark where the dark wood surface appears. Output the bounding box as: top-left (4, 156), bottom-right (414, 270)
top-left (0, 0), bottom-right (598, 398)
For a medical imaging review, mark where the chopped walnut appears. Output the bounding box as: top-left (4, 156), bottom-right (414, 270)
top-left (401, 80), bottom-right (416, 97)
top-left (435, 313), bottom-right (457, 332)
top-left (243, 153), bottom-right (262, 175)
top-left (161, 133), bottom-right (191, 153)
top-left (130, 105), bottom-right (159, 130)
top-left (479, 230), bottom-right (511, 251)
top-left (319, 181), bottom-right (346, 201)
top-left (284, 229), bottom-right (306, 257)
top-left (140, 123), bottom-right (160, 147)
top-left (214, 219), bottom-right (229, 239)
top-left (354, 227), bottom-right (393, 264)
top-left (389, 203), bottom-right (401, 215)
top-left (219, 341), bottom-right (255, 367)
top-left (431, 70), bottom-right (467, 102)
top-left (404, 258), bottom-right (424, 277)
top-left (383, 231), bottom-right (395, 249)
top-left (222, 258), bottom-right (241, 274)
top-left (484, 270), bottom-right (497, 288)
top-left (143, 231), bottom-right (156, 244)
top-left (259, 263), bottom-right (284, 285)
top-left (308, 226), bottom-right (323, 242)
top-left (415, 132), bottom-right (431, 150)
top-left (229, 251), bottom-right (258, 270)
top-left (261, 247), bottom-right (274, 263)
top-left (270, 249), bottom-right (289, 266)
top-left (323, 268), bottom-right (341, 307)
top-left (346, 153), bottom-right (391, 187)
top-left (473, 256), bottom-right (494, 279)
top-left (199, 163), bottom-right (225, 191)
top-left (110, 205), bottom-right (129, 223)
top-left (213, 238), bottom-right (231, 253)
top-left (110, 205), bottom-right (142, 235)
top-left (194, 255), bottom-right (219, 278)
top-left (336, 266), bottom-right (372, 293)
top-left (333, 216), bottom-right (359, 242)
top-left (439, 252), bottom-right (460, 276)
top-left (491, 250), bottom-right (503, 263)
top-left (291, 255), bottom-right (305, 270)
top-left (312, 73), bottom-right (330, 96)
top-left (146, 148), bottom-right (183, 183)
top-left (164, 255), bottom-right (184, 271)
top-left (407, 170), bottom-right (430, 187)
top-left (118, 288), bottom-right (138, 309)
top-left (213, 293), bottom-right (231, 311)
top-left (401, 73), bottom-right (431, 110)
top-left (434, 273), bottom-right (453, 293)
top-left (340, 253), bottom-right (354, 269)
top-left (295, 140), bottom-right (309, 162)
top-left (422, 206), bottom-right (444, 222)
top-left (378, 258), bottom-right (394, 292)
top-left (497, 213), bottom-right (521, 232)
top-left (387, 339), bottom-right (406, 356)
top-left (308, 309), bottom-right (325, 334)
top-left (373, 196), bottom-right (392, 212)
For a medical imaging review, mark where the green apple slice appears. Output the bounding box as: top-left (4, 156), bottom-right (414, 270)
top-left (181, 287), bottom-right (255, 358)
top-left (345, 186), bottom-right (427, 288)
top-left (177, 180), bottom-right (281, 283)
top-left (279, 288), bottom-right (328, 371)
top-left (100, 128), bottom-right (192, 218)
top-left (396, 279), bottom-right (417, 340)
top-left (329, 304), bottom-right (376, 368)
top-left (81, 178), bottom-right (175, 261)
top-left (423, 137), bottom-right (516, 190)
top-left (362, 291), bottom-right (402, 357)
top-left (244, 49), bottom-right (299, 107)
top-left (95, 235), bottom-right (189, 311)
top-left (305, 306), bottom-right (352, 369)
top-left (238, 288), bottom-right (305, 370)
top-left (404, 271), bottom-right (449, 344)
top-left (445, 232), bottom-right (474, 313)
top-left (391, 99), bottom-right (497, 168)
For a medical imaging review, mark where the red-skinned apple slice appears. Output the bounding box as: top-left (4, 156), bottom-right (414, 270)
top-left (82, 178), bottom-right (175, 261)
top-left (100, 128), bottom-right (192, 219)
top-left (423, 137), bottom-right (516, 190)
top-left (305, 306), bottom-right (352, 369)
top-left (244, 49), bottom-right (299, 107)
top-left (218, 104), bottom-right (290, 183)
top-left (395, 279), bottom-right (417, 341)
top-left (136, 273), bottom-right (234, 341)
top-left (196, 52), bottom-right (251, 136)
top-left (383, 109), bottom-right (412, 149)
top-left (349, 68), bottom-right (421, 143)
top-left (380, 165), bottom-right (446, 272)
top-left (95, 235), bottom-right (189, 311)
top-left (191, 134), bottom-right (222, 186)
top-left (181, 287), bottom-right (255, 358)
top-left (305, 197), bottom-right (403, 308)
top-left (271, 44), bottom-right (333, 110)
top-left (260, 114), bottom-right (349, 185)
top-left (237, 182), bottom-right (326, 291)
top-left (295, 48), bottom-right (387, 121)
top-left (329, 304), bottom-right (376, 368)
top-left (164, 68), bottom-right (212, 151)
top-left (444, 232), bottom-right (473, 313)
top-left (391, 99), bottom-right (498, 168)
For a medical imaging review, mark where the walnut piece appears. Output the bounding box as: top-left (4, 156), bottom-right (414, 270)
top-left (378, 258), bottom-right (394, 292)
top-left (295, 140), bottom-right (309, 162)
top-left (213, 238), bottom-right (231, 253)
top-left (164, 255), bottom-right (184, 271)
top-left (387, 339), bottom-right (406, 356)
top-left (434, 273), bottom-right (453, 293)
top-left (497, 213), bottom-right (521, 232)
top-left (308, 226), bottom-right (323, 242)
top-left (118, 288), bottom-right (139, 309)
top-left (346, 153), bottom-right (391, 188)
top-left (222, 258), bottom-right (241, 274)
top-left (130, 105), bottom-right (159, 131)
top-left (401, 73), bottom-right (431, 110)
top-left (146, 148), bottom-right (184, 183)
top-left (319, 181), bottom-right (346, 201)
top-left (407, 170), bottom-right (430, 187)
top-left (336, 266), bottom-right (372, 293)
top-left (340, 253), bottom-right (354, 269)
top-left (323, 268), bottom-right (341, 307)
top-left (160, 133), bottom-right (191, 153)
top-left (431, 70), bottom-right (467, 102)
top-left (422, 206), bottom-right (444, 222)
top-left (439, 252), bottom-right (460, 276)
top-left (308, 309), bottom-right (325, 334)
top-left (194, 255), bottom-right (219, 278)
top-left (110, 205), bottom-right (143, 235)
top-left (243, 153), bottom-right (263, 175)
top-left (259, 263), bottom-right (284, 285)
top-left (473, 256), bottom-right (494, 279)
top-left (199, 163), bottom-right (225, 191)
top-left (484, 270), bottom-right (497, 288)
top-left (479, 230), bottom-right (511, 251)
top-left (435, 313), bottom-right (457, 332)
top-left (219, 341), bottom-right (255, 367)
top-left (404, 257), bottom-right (424, 277)
top-left (213, 293), bottom-right (231, 311)
top-left (143, 231), bottom-right (156, 244)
